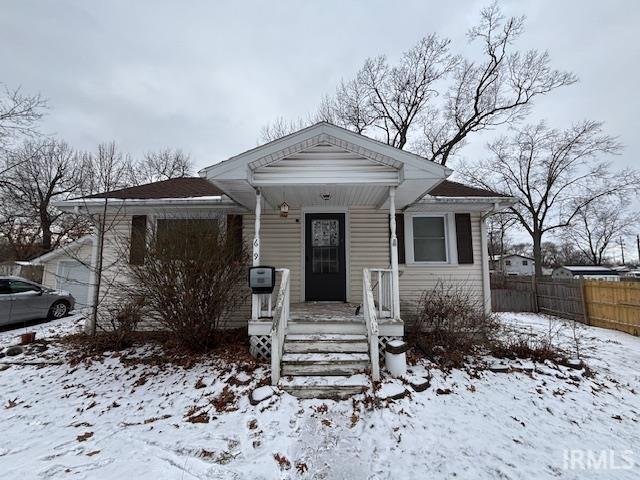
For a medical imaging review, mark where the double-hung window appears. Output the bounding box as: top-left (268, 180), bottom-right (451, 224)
top-left (409, 214), bottom-right (448, 263)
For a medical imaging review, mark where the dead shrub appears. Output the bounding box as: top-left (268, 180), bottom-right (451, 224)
top-left (126, 216), bottom-right (250, 352)
top-left (490, 332), bottom-right (568, 364)
top-left (99, 296), bottom-right (145, 350)
top-left (410, 280), bottom-right (497, 368)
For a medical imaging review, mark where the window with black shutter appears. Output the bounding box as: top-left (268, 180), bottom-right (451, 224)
top-left (454, 213), bottom-right (474, 264)
top-left (129, 215), bottom-right (147, 265)
top-left (226, 214), bottom-right (243, 259)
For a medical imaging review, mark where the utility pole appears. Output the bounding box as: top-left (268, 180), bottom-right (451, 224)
top-left (619, 236), bottom-right (625, 265)
top-left (636, 234), bottom-right (640, 265)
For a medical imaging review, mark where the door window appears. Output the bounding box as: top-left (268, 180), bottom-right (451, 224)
top-left (0, 280), bottom-right (10, 294)
top-left (311, 219), bottom-right (339, 273)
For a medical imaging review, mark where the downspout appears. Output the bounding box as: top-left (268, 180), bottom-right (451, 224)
top-left (480, 202), bottom-right (501, 316)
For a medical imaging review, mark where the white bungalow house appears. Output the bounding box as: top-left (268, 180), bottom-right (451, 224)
top-left (490, 254), bottom-right (535, 276)
top-left (56, 123), bottom-right (514, 397)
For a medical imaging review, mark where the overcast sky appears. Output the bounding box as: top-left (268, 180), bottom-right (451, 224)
top-left (2, 0), bottom-right (638, 174)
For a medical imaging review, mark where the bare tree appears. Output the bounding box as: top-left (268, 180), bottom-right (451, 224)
top-left (461, 120), bottom-right (636, 275)
top-left (0, 84), bottom-right (47, 152)
top-left (260, 117), bottom-right (309, 143)
top-left (128, 148), bottom-right (193, 185)
top-left (261, 3), bottom-right (575, 164)
top-left (419, 3), bottom-right (576, 165)
top-left (540, 240), bottom-right (588, 269)
top-left (487, 212), bottom-right (517, 261)
top-left (354, 34), bottom-right (456, 149)
top-left (0, 139), bottom-right (88, 256)
top-left (562, 197), bottom-right (638, 265)
top-left (77, 142), bottom-right (133, 336)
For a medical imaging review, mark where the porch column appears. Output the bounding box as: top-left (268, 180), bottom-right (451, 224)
top-left (389, 187), bottom-right (401, 320)
top-left (251, 189), bottom-right (261, 320)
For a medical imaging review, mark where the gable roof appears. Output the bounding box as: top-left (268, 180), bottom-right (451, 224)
top-left (77, 177), bottom-right (506, 203)
top-left (491, 254), bottom-right (534, 261)
top-left (86, 177), bottom-right (223, 200)
top-left (429, 180), bottom-right (509, 198)
top-left (200, 122), bottom-right (452, 178)
top-left (31, 235), bottom-right (94, 264)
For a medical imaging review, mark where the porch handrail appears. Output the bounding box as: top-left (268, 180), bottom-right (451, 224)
top-left (368, 268), bottom-right (394, 319)
top-left (362, 268), bottom-right (380, 382)
top-left (270, 268), bottom-right (290, 386)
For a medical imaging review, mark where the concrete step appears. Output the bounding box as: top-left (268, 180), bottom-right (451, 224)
top-left (280, 375), bottom-right (370, 399)
top-left (287, 322), bottom-right (367, 335)
top-left (283, 385), bottom-right (367, 399)
top-left (282, 360), bottom-right (369, 376)
top-left (284, 339), bottom-right (368, 354)
top-left (286, 334), bottom-right (367, 341)
top-left (282, 352), bottom-right (370, 363)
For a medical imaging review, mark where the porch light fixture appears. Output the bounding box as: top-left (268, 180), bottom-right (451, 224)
top-left (321, 192), bottom-right (331, 201)
top-left (279, 200), bottom-right (289, 218)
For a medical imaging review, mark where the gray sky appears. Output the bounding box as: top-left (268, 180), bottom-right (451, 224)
top-left (2, 0), bottom-right (638, 173)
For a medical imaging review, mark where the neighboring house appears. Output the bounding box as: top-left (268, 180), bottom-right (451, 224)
top-left (490, 254), bottom-right (535, 276)
top-left (32, 235), bottom-right (94, 308)
top-left (552, 265), bottom-right (620, 281)
top-left (55, 122), bottom-right (515, 391)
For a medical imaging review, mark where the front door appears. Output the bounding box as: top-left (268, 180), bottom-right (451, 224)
top-left (305, 213), bottom-right (346, 301)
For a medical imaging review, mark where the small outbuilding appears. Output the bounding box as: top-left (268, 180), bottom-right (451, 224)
top-left (552, 265), bottom-right (620, 281)
top-left (31, 235), bottom-right (95, 307)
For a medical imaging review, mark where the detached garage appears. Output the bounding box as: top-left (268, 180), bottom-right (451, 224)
top-left (32, 235), bottom-right (94, 308)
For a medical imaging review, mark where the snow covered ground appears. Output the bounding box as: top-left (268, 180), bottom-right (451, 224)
top-left (1, 312), bottom-right (639, 479)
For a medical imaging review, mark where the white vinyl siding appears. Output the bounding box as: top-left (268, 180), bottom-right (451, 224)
top-left (349, 209), bottom-right (391, 303)
top-left (90, 207), bottom-right (485, 330)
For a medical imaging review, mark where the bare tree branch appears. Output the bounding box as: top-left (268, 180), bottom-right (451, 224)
top-left (459, 120), bottom-right (635, 275)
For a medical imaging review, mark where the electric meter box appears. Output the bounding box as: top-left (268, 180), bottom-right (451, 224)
top-left (248, 266), bottom-right (276, 294)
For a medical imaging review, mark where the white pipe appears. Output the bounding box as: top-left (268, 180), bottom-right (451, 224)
top-left (480, 202), bottom-right (501, 316)
top-left (251, 189), bottom-right (262, 320)
top-left (389, 187), bottom-right (401, 320)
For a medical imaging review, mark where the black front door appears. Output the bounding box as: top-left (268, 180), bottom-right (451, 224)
top-left (305, 213), bottom-right (346, 301)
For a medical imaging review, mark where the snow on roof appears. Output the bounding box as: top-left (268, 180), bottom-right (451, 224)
top-left (491, 254), bottom-right (534, 261)
top-left (559, 266), bottom-right (619, 275)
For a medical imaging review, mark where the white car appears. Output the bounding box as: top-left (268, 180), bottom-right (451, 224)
top-left (0, 276), bottom-right (75, 326)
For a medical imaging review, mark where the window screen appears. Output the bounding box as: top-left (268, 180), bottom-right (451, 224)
top-left (412, 216), bottom-right (447, 262)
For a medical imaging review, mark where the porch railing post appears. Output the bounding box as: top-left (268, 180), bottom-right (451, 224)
top-left (389, 187), bottom-right (401, 320)
top-left (251, 189), bottom-right (261, 320)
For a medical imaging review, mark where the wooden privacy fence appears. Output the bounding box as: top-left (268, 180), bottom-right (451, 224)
top-left (583, 281), bottom-right (640, 336)
top-left (491, 275), bottom-right (640, 336)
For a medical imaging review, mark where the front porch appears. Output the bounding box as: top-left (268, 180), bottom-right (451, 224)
top-left (248, 301), bottom-right (404, 337)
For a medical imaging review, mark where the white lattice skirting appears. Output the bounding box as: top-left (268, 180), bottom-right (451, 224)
top-left (249, 335), bottom-right (402, 363)
top-left (250, 335), bottom-right (272, 361)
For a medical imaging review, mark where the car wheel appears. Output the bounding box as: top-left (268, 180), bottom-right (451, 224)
top-left (48, 301), bottom-right (69, 320)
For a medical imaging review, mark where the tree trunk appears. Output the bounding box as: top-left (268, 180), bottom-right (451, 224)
top-left (532, 230), bottom-right (543, 277)
top-left (41, 216), bottom-right (52, 252)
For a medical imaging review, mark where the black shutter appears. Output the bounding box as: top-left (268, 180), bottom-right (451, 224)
top-left (129, 215), bottom-right (147, 265)
top-left (455, 213), bottom-right (474, 264)
top-left (388, 213), bottom-right (406, 264)
top-left (226, 214), bottom-right (243, 259)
